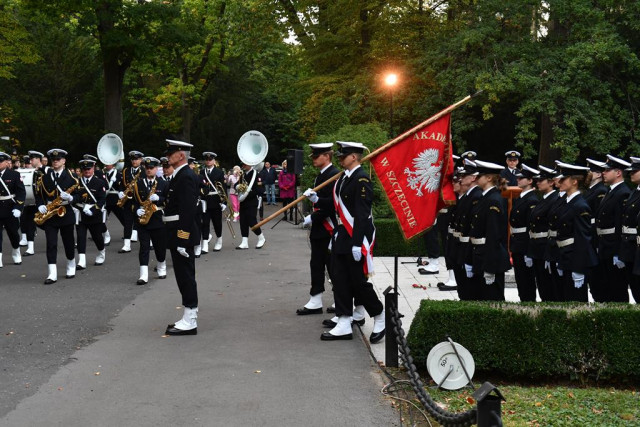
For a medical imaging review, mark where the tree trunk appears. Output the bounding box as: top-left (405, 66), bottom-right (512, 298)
top-left (103, 56), bottom-right (124, 137)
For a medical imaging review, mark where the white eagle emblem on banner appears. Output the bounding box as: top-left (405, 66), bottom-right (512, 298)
top-left (404, 148), bottom-right (442, 197)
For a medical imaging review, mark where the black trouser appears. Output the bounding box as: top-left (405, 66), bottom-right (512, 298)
top-left (423, 227), bottom-right (439, 259)
top-left (103, 194), bottom-right (125, 233)
top-left (626, 266), bottom-right (640, 303)
top-left (599, 257), bottom-right (629, 302)
top-left (588, 262), bottom-right (606, 302)
top-left (0, 216), bottom-right (20, 249)
top-left (477, 272), bottom-right (505, 301)
top-left (454, 265), bottom-right (470, 300)
top-left (21, 206), bottom-right (37, 240)
top-left (169, 246), bottom-right (198, 308)
top-left (533, 258), bottom-right (555, 302)
top-left (310, 237), bottom-right (331, 295)
top-left (139, 226), bottom-right (166, 266)
top-left (122, 201), bottom-right (136, 239)
top-left (202, 196), bottom-right (222, 239)
top-left (282, 198), bottom-right (294, 219)
top-left (239, 200), bottom-right (261, 237)
top-left (512, 253), bottom-right (537, 302)
top-left (330, 252), bottom-right (383, 318)
top-left (561, 271), bottom-right (588, 302)
top-left (44, 223), bottom-right (75, 264)
top-left (76, 222), bottom-right (105, 254)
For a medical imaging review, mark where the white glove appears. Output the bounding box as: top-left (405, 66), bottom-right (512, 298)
top-left (464, 264), bottom-right (473, 278)
top-left (177, 247), bottom-right (189, 258)
top-left (613, 255), bottom-right (626, 269)
top-left (60, 191), bottom-right (73, 201)
top-left (83, 205), bottom-right (93, 216)
top-left (544, 260), bottom-right (551, 274)
top-left (118, 191), bottom-right (125, 199)
top-left (572, 272), bottom-right (585, 288)
top-left (136, 208), bottom-right (145, 217)
top-left (557, 264), bottom-right (563, 277)
top-left (524, 256), bottom-right (533, 268)
top-left (484, 272), bottom-right (495, 285)
top-left (304, 189), bottom-right (318, 203)
top-left (38, 205), bottom-right (48, 214)
top-left (149, 193), bottom-right (159, 202)
top-left (220, 203), bottom-right (227, 211)
top-left (303, 215), bottom-right (312, 226)
top-left (352, 246), bottom-right (362, 262)
top-left (12, 209), bottom-right (21, 218)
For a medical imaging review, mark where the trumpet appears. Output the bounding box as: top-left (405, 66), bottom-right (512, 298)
top-left (214, 181), bottom-right (236, 239)
top-left (117, 169), bottom-right (143, 208)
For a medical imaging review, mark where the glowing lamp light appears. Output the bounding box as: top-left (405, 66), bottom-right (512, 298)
top-left (385, 73), bottom-right (398, 87)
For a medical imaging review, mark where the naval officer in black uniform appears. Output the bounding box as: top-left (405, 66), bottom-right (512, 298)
top-left (117, 150), bottom-right (144, 253)
top-left (21, 150), bottom-right (49, 256)
top-left (35, 149), bottom-right (79, 284)
top-left (163, 140), bottom-right (200, 335)
top-left (133, 157), bottom-right (168, 285)
top-left (73, 157), bottom-right (107, 270)
top-left (102, 162), bottom-right (124, 246)
top-left (297, 143), bottom-right (339, 316)
top-left (500, 150), bottom-right (521, 187)
top-left (309, 141), bottom-right (385, 343)
top-left (200, 151), bottom-right (226, 252)
top-left (620, 157), bottom-right (640, 303)
top-left (0, 151), bottom-right (26, 268)
top-left (235, 162), bottom-right (266, 249)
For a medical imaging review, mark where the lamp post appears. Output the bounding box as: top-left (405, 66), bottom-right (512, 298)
top-left (384, 73), bottom-right (398, 137)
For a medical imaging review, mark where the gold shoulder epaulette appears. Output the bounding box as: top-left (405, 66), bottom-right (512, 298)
top-left (177, 230), bottom-right (190, 239)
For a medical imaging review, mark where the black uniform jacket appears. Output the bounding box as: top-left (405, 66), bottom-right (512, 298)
top-left (164, 165), bottom-right (200, 248)
top-left (618, 187), bottom-right (640, 263)
top-left (443, 194), bottom-right (459, 263)
top-left (103, 168), bottom-right (121, 194)
top-left (469, 187), bottom-right (511, 275)
top-left (454, 186), bottom-right (483, 266)
top-left (317, 166), bottom-right (374, 255)
top-left (133, 177), bottom-right (167, 230)
top-left (200, 167), bottom-right (226, 205)
top-left (35, 168), bottom-right (79, 226)
top-left (500, 168), bottom-right (518, 187)
top-left (310, 164), bottom-right (340, 240)
top-left (74, 175), bottom-right (107, 225)
top-left (527, 191), bottom-right (559, 260)
top-left (555, 193), bottom-right (598, 274)
top-left (509, 189), bottom-right (539, 254)
top-left (595, 182), bottom-right (631, 259)
top-left (118, 167), bottom-right (143, 209)
top-left (0, 168), bottom-right (26, 218)
top-left (583, 181), bottom-right (607, 247)
top-left (545, 192), bottom-right (567, 263)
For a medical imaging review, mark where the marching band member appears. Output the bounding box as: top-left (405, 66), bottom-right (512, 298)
top-left (19, 156), bottom-right (32, 247)
top-left (510, 164), bottom-right (540, 302)
top-left (554, 162), bottom-right (598, 302)
top-left (74, 157), bottom-right (107, 270)
top-left (160, 157), bottom-right (174, 181)
top-left (21, 150), bottom-right (48, 256)
top-left (308, 141), bottom-right (385, 343)
top-left (595, 155), bottom-right (631, 302)
top-left (468, 160), bottom-right (511, 301)
top-left (35, 149), bottom-right (79, 284)
top-left (0, 151), bottom-right (26, 268)
top-left (527, 166), bottom-right (560, 302)
top-left (162, 140), bottom-right (200, 336)
top-left (200, 152), bottom-right (226, 252)
top-left (620, 158), bottom-right (640, 303)
top-left (298, 143), bottom-right (339, 316)
top-left (117, 150), bottom-right (144, 253)
top-left (133, 157), bottom-right (167, 285)
top-left (102, 162), bottom-right (124, 246)
top-left (235, 162), bottom-right (266, 249)
top-left (500, 150), bottom-right (521, 187)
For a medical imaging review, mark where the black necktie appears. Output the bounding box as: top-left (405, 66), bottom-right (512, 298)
top-left (55, 172), bottom-right (60, 179)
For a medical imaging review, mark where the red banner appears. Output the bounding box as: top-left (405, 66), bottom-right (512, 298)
top-left (371, 114), bottom-right (455, 240)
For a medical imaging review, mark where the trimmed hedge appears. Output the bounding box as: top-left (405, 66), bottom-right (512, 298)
top-left (406, 300), bottom-right (640, 382)
top-left (374, 218), bottom-right (426, 256)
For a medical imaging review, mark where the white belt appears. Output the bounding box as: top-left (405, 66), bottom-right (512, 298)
top-left (597, 227), bottom-right (615, 236)
top-left (439, 208), bottom-right (448, 214)
top-left (207, 191), bottom-right (219, 196)
top-left (548, 230), bottom-right (558, 238)
top-left (162, 214), bottom-right (179, 223)
top-left (590, 218), bottom-right (595, 225)
top-left (453, 231), bottom-right (461, 238)
top-left (458, 236), bottom-right (470, 243)
top-left (529, 231), bottom-right (549, 239)
top-left (622, 226), bottom-right (637, 235)
top-left (470, 237), bottom-right (486, 245)
top-left (448, 227), bottom-right (454, 234)
top-left (0, 194), bottom-right (15, 201)
top-left (557, 238), bottom-right (575, 248)
top-left (107, 190), bottom-right (119, 194)
top-left (510, 227), bottom-right (527, 234)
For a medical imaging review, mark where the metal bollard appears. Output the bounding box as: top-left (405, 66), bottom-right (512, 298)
top-left (472, 382), bottom-right (505, 427)
top-left (383, 285), bottom-right (398, 368)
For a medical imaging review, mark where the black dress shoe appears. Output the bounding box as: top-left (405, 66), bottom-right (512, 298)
top-left (43, 278), bottom-right (56, 285)
top-left (322, 319), bottom-right (337, 328)
top-left (165, 326), bottom-right (197, 336)
top-left (158, 275), bottom-right (166, 279)
top-left (418, 268), bottom-right (438, 275)
top-left (369, 330), bottom-right (386, 344)
top-left (439, 285), bottom-right (458, 291)
top-left (320, 332), bottom-right (352, 341)
top-left (136, 279), bottom-right (148, 285)
top-left (77, 265), bottom-right (86, 271)
top-left (326, 306), bottom-right (335, 313)
top-left (23, 252), bottom-right (34, 257)
top-left (296, 307), bottom-right (323, 315)
top-left (353, 318), bottom-right (365, 327)
top-left (437, 282), bottom-right (445, 288)
top-left (66, 275), bottom-right (75, 279)
top-left (118, 249), bottom-right (131, 254)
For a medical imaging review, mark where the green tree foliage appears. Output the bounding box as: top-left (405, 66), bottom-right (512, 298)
top-left (314, 98), bottom-right (350, 137)
top-left (0, 3), bottom-right (39, 80)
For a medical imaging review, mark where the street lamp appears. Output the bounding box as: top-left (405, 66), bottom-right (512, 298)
top-left (384, 73), bottom-right (398, 137)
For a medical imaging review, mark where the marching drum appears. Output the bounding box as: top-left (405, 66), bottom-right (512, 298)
top-left (17, 168), bottom-right (36, 206)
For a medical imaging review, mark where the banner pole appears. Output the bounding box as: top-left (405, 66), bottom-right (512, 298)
top-left (252, 91), bottom-right (482, 231)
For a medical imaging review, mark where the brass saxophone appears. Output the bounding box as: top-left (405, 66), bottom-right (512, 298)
top-left (117, 169), bottom-right (142, 208)
top-left (138, 180), bottom-right (158, 225)
top-left (34, 177), bottom-right (80, 226)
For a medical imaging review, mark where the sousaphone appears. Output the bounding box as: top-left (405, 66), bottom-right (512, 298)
top-left (236, 130), bottom-right (268, 201)
top-left (97, 133), bottom-right (125, 171)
